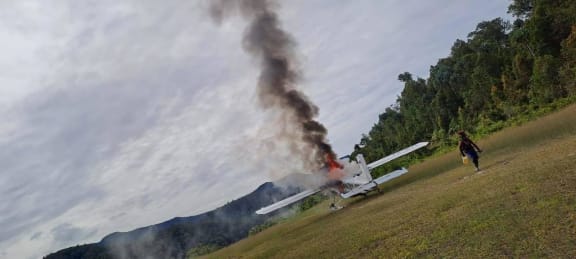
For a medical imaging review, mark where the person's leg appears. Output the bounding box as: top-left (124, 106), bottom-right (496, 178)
top-left (467, 151), bottom-right (480, 171)
top-left (473, 157), bottom-right (479, 170)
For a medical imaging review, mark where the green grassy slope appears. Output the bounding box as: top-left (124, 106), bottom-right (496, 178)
top-left (203, 104), bottom-right (576, 259)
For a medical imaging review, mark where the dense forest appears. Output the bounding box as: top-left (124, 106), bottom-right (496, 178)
top-left (352, 0), bottom-right (576, 171)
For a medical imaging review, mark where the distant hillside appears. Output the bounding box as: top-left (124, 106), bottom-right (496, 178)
top-left (44, 181), bottom-right (303, 259)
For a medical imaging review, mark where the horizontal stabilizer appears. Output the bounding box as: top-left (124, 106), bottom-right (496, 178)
top-left (367, 142), bottom-right (428, 170)
top-left (340, 182), bottom-right (377, 199)
top-left (340, 168), bottom-right (408, 199)
top-left (256, 188), bottom-right (322, 215)
top-left (373, 167), bottom-right (408, 185)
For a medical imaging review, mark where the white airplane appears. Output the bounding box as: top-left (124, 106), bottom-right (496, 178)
top-left (255, 142), bottom-right (429, 214)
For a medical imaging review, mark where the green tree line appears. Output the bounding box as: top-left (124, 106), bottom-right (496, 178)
top-left (352, 0), bottom-right (576, 168)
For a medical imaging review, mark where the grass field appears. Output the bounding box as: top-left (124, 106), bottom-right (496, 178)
top-left (202, 104), bottom-right (576, 259)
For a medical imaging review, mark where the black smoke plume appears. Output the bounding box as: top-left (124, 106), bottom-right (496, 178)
top-left (210, 0), bottom-right (335, 170)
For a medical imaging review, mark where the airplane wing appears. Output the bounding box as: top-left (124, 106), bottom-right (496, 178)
top-left (366, 142), bottom-right (429, 170)
top-left (255, 188), bottom-right (323, 215)
top-left (340, 168), bottom-right (408, 198)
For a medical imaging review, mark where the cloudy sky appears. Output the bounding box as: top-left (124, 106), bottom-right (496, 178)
top-left (0, 0), bottom-right (510, 257)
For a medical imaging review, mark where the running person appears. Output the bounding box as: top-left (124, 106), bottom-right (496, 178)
top-left (458, 131), bottom-right (483, 171)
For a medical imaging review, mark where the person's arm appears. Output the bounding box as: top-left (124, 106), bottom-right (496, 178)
top-left (459, 141), bottom-right (465, 156)
top-left (470, 140), bottom-right (482, 152)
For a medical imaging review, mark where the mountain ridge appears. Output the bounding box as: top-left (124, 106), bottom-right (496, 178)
top-left (44, 180), bottom-right (305, 259)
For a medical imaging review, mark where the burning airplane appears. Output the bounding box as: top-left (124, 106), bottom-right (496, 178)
top-left (255, 142), bottom-right (429, 214)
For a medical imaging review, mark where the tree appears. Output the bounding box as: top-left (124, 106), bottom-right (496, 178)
top-left (560, 25), bottom-right (576, 96)
top-left (508, 0), bottom-right (534, 19)
top-left (530, 54), bottom-right (563, 104)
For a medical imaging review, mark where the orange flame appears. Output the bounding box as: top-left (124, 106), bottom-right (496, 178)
top-left (326, 154), bottom-right (344, 180)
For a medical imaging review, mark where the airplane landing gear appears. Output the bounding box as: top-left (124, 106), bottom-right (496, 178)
top-left (329, 195), bottom-right (343, 211)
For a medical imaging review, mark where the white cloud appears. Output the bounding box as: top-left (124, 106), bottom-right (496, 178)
top-left (0, 0), bottom-right (510, 258)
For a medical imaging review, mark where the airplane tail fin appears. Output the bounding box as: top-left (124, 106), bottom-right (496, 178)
top-left (356, 154), bottom-right (372, 182)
